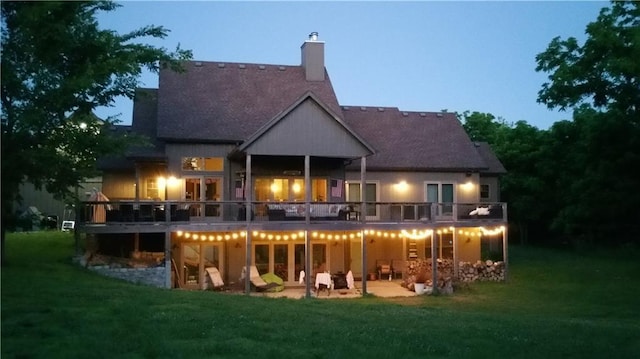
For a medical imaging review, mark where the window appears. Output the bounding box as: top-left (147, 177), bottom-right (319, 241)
top-left (253, 177), bottom-right (328, 202)
top-left (480, 184), bottom-right (490, 200)
top-left (182, 157), bottom-right (223, 171)
top-left (145, 178), bottom-right (159, 199)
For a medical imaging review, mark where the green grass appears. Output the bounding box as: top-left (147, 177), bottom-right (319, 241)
top-left (2, 232), bottom-right (639, 358)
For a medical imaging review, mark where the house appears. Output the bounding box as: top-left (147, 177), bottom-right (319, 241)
top-left (79, 33), bottom-right (508, 294)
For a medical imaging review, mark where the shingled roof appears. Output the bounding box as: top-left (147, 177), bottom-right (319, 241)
top-left (156, 61), bottom-right (342, 142)
top-left (122, 54), bottom-right (504, 174)
top-left (342, 107), bottom-right (489, 171)
top-left (474, 142), bottom-right (507, 174)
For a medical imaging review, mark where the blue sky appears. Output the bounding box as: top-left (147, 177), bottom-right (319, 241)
top-left (95, 1), bottom-right (608, 129)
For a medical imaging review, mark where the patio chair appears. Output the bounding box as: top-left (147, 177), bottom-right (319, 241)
top-left (377, 259), bottom-right (393, 281)
top-left (204, 266), bottom-right (225, 290)
top-left (240, 266), bottom-right (281, 292)
top-left (391, 259), bottom-right (406, 279)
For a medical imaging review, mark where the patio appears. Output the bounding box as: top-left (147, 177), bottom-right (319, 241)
top-left (241, 279), bottom-right (420, 299)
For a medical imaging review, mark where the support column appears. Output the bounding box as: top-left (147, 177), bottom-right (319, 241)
top-left (305, 155), bottom-right (312, 298)
top-left (431, 231), bottom-right (438, 295)
top-left (360, 156), bottom-right (367, 295)
top-left (164, 231), bottom-right (172, 288)
top-left (244, 154), bottom-right (252, 295)
top-left (503, 226), bottom-right (509, 282)
top-left (134, 165), bottom-right (141, 202)
top-left (452, 228), bottom-right (459, 280)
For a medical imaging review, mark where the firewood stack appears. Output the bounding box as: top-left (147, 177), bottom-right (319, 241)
top-left (458, 260), bottom-right (505, 282)
top-left (401, 258), bottom-right (505, 292)
top-left (402, 258), bottom-right (454, 292)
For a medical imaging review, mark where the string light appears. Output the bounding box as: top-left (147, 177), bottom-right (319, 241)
top-left (400, 229), bottom-right (433, 240)
top-left (171, 226), bottom-right (504, 242)
top-left (479, 226), bottom-right (505, 236)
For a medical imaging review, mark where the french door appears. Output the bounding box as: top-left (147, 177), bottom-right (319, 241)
top-left (426, 182), bottom-right (454, 219)
top-left (183, 176), bottom-right (222, 220)
top-left (253, 242), bottom-right (328, 284)
top-left (346, 182), bottom-right (379, 219)
top-left (181, 242), bottom-right (223, 289)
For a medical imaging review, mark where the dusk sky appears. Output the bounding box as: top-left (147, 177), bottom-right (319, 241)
top-left (95, 1), bottom-right (608, 130)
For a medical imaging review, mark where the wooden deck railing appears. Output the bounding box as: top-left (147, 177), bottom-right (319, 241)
top-left (78, 200), bottom-right (507, 226)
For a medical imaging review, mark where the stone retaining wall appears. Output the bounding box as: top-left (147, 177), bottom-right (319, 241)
top-left (88, 265), bottom-right (166, 288)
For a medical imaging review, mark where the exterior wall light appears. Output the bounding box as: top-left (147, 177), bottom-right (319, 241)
top-left (395, 180), bottom-right (408, 192)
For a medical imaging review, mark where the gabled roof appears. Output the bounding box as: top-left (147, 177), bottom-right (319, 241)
top-left (156, 61), bottom-right (343, 142)
top-left (238, 92), bottom-right (374, 158)
top-left (342, 107), bottom-right (489, 171)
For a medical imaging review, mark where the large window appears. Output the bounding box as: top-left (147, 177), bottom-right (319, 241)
top-left (254, 178), bottom-right (327, 202)
top-left (182, 157), bottom-right (224, 171)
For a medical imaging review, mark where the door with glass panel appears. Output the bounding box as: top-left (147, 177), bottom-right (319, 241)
top-left (253, 243), bottom-right (295, 284)
top-left (184, 176), bottom-right (222, 220)
top-left (347, 182), bottom-right (378, 219)
top-left (426, 182), bottom-right (454, 219)
top-left (181, 242), bottom-right (223, 289)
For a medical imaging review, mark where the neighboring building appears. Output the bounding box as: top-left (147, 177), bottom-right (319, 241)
top-left (79, 34), bottom-right (507, 293)
top-left (13, 178), bottom-right (102, 231)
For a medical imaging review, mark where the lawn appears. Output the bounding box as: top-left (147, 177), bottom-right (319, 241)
top-left (2, 232), bottom-right (639, 358)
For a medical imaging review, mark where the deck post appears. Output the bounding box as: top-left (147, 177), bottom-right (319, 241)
top-left (305, 155), bottom-right (312, 299)
top-left (245, 154), bottom-right (252, 295)
top-left (360, 156), bottom-right (367, 295)
top-left (503, 225), bottom-right (509, 282)
top-left (431, 231), bottom-right (438, 295)
top-left (164, 230), bottom-right (172, 288)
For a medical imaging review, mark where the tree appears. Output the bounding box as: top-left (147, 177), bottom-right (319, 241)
top-left (1, 1), bottom-right (192, 264)
top-left (535, 1), bottom-right (640, 246)
top-left (461, 112), bottom-right (549, 245)
top-left (536, 1), bottom-right (639, 118)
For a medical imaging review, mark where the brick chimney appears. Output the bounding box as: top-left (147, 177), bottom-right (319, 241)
top-left (301, 32), bottom-right (325, 81)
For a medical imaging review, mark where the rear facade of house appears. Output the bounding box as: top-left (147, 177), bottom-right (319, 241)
top-left (79, 34), bottom-right (508, 292)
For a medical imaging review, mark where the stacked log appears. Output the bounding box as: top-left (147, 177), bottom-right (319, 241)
top-left (401, 258), bottom-right (506, 292)
top-left (458, 260), bottom-right (505, 282)
top-left (402, 259), bottom-right (454, 293)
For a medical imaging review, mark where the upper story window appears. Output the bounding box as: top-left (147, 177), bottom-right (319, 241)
top-left (182, 157), bottom-right (224, 171)
top-left (480, 184), bottom-right (490, 200)
top-left (254, 178), bottom-right (327, 202)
